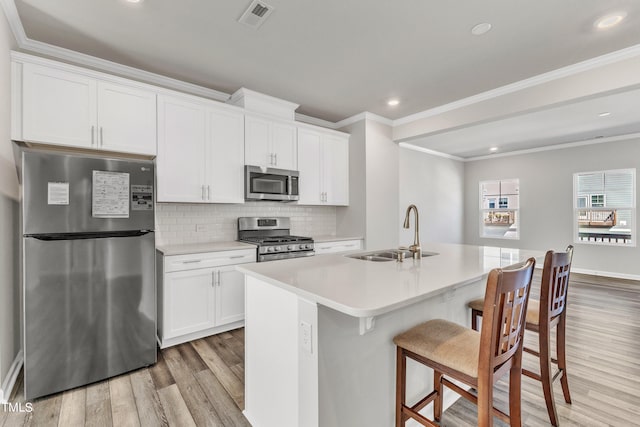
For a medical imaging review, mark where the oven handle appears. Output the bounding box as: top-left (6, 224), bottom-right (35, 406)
top-left (259, 251), bottom-right (315, 262)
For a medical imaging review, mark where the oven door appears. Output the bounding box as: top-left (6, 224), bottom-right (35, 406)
top-left (245, 166), bottom-right (299, 201)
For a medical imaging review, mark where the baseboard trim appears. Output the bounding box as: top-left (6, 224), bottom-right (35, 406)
top-left (572, 267), bottom-right (640, 281)
top-left (0, 350), bottom-right (23, 404)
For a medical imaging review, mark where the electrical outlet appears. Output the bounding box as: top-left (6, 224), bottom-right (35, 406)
top-left (196, 224), bottom-right (210, 232)
top-left (300, 321), bottom-right (312, 354)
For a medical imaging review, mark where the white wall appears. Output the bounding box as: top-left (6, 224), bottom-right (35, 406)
top-left (364, 120), bottom-right (399, 250)
top-left (0, 3), bottom-right (20, 402)
top-left (399, 147), bottom-right (464, 246)
top-left (336, 120), bottom-right (366, 240)
top-left (464, 138), bottom-right (640, 278)
top-left (336, 118), bottom-right (399, 250)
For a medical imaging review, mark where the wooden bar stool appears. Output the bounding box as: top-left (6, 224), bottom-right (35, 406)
top-left (467, 246), bottom-right (573, 426)
top-left (393, 258), bottom-right (536, 427)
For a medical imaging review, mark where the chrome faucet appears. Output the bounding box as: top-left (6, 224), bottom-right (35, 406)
top-left (403, 204), bottom-right (421, 259)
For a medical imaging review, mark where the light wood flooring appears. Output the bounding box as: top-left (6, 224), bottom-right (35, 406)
top-left (1, 273), bottom-right (639, 426)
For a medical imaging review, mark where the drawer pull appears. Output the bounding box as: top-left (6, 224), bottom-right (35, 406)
top-left (228, 255), bottom-right (246, 259)
top-left (182, 259), bottom-right (202, 264)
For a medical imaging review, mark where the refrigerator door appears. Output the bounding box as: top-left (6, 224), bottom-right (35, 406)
top-left (22, 150), bottom-right (154, 235)
top-left (23, 232), bottom-right (156, 400)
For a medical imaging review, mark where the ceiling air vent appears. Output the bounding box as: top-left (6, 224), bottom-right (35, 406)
top-left (238, 0), bottom-right (275, 29)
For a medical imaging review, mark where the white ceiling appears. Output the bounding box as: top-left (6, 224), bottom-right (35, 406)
top-left (11, 0), bottom-right (640, 124)
top-left (407, 86), bottom-right (640, 158)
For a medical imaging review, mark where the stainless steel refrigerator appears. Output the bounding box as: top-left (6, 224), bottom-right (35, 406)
top-left (19, 148), bottom-right (157, 400)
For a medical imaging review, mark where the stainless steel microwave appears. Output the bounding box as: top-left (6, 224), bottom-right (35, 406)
top-left (245, 165), bottom-right (299, 202)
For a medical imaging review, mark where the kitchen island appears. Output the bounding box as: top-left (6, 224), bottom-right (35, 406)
top-left (237, 242), bottom-right (544, 427)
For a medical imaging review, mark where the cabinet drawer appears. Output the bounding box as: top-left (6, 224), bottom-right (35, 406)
top-left (315, 239), bottom-right (362, 254)
top-left (164, 249), bottom-right (256, 272)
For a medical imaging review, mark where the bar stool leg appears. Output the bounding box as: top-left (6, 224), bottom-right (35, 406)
top-left (396, 347), bottom-right (406, 427)
top-left (471, 309), bottom-right (481, 331)
top-left (539, 327), bottom-right (560, 427)
top-left (433, 371), bottom-right (443, 421)
top-left (557, 315), bottom-right (572, 404)
top-left (509, 364), bottom-right (523, 427)
top-left (477, 374), bottom-right (494, 427)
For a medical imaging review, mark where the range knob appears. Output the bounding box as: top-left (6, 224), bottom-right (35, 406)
top-left (275, 246), bottom-right (282, 252)
top-left (305, 244), bottom-right (313, 249)
top-left (287, 245), bottom-right (294, 250)
top-left (267, 247), bottom-right (274, 252)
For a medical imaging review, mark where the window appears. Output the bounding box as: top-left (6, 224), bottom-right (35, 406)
top-left (480, 179), bottom-right (519, 240)
top-left (574, 169), bottom-right (635, 246)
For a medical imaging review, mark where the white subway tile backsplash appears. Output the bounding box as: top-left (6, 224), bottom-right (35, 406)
top-left (156, 202), bottom-right (337, 246)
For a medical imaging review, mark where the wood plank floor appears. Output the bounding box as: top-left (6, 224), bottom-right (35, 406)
top-left (2, 273), bottom-right (639, 426)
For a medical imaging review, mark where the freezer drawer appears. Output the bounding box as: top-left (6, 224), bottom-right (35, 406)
top-left (23, 232), bottom-right (156, 400)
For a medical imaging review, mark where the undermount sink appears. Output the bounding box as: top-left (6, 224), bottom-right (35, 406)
top-left (347, 249), bottom-right (439, 262)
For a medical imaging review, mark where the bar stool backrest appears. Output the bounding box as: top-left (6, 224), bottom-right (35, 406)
top-left (541, 246), bottom-right (574, 322)
top-left (479, 258), bottom-right (536, 373)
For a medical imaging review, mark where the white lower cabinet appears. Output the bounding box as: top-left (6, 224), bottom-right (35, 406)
top-left (157, 248), bottom-right (255, 348)
top-left (314, 239), bottom-right (363, 255)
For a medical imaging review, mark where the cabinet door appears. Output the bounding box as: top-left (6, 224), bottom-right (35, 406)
top-left (245, 116), bottom-right (271, 167)
top-left (297, 128), bottom-right (323, 205)
top-left (206, 107), bottom-right (245, 203)
top-left (97, 82), bottom-right (157, 155)
top-left (323, 135), bottom-right (350, 206)
top-left (215, 266), bottom-right (245, 325)
top-left (271, 122), bottom-right (297, 170)
top-left (164, 269), bottom-right (216, 339)
top-left (157, 95), bottom-right (207, 202)
top-left (22, 63), bottom-right (96, 148)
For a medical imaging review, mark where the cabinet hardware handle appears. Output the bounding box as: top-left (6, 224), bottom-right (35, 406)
top-left (207, 185), bottom-right (211, 201)
top-left (183, 259), bottom-right (202, 264)
top-left (228, 255), bottom-right (245, 259)
top-left (91, 126), bottom-right (95, 146)
top-left (274, 153), bottom-right (277, 165)
top-left (100, 127), bottom-right (103, 147)
top-left (202, 185), bottom-right (206, 200)
top-left (212, 271), bottom-right (215, 287)
top-left (216, 270), bottom-right (221, 286)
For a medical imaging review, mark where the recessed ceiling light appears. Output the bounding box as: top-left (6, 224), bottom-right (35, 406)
top-left (599, 112), bottom-right (611, 117)
top-left (126, 0), bottom-right (143, 3)
top-left (471, 23), bottom-right (492, 36)
top-left (387, 99), bottom-right (400, 107)
top-left (489, 147), bottom-right (498, 152)
top-left (594, 12), bottom-right (627, 29)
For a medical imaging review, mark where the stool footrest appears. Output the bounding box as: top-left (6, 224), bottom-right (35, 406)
top-left (442, 378), bottom-right (511, 424)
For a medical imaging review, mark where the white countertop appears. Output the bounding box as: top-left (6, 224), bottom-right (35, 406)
top-left (156, 241), bottom-right (257, 256)
top-left (237, 242), bottom-right (544, 318)
top-left (313, 235), bottom-right (363, 243)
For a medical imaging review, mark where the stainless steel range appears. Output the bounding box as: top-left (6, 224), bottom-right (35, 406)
top-left (238, 217), bottom-right (314, 262)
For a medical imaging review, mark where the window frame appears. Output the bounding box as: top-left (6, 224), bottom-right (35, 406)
top-left (573, 168), bottom-right (636, 247)
top-left (479, 179), bottom-right (520, 240)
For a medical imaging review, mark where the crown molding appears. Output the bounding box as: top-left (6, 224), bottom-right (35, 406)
top-left (334, 111), bottom-right (393, 130)
top-left (398, 143), bottom-right (464, 162)
top-left (295, 113), bottom-right (340, 129)
top-left (393, 43), bottom-right (640, 127)
top-left (465, 131), bottom-right (640, 162)
top-left (0, 0), bottom-right (26, 44)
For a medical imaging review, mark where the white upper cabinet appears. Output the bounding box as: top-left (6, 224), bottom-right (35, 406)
top-left (96, 82), bottom-right (157, 155)
top-left (245, 114), bottom-right (297, 170)
top-left (22, 63), bottom-right (97, 148)
top-left (157, 94), bottom-right (245, 203)
top-left (206, 107), bottom-right (245, 203)
top-left (297, 127), bottom-right (349, 206)
top-left (19, 62), bottom-right (157, 155)
top-left (157, 95), bottom-right (208, 203)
